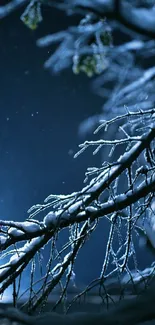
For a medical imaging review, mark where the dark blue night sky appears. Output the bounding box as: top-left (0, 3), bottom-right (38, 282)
top-left (0, 6), bottom-right (102, 216)
top-left (0, 5), bottom-right (154, 287)
top-left (0, 6), bottom-right (105, 285)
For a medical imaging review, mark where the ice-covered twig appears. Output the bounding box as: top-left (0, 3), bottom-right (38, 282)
top-left (0, 0), bottom-right (27, 18)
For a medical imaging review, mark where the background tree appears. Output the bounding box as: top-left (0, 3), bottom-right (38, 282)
top-left (0, 0), bottom-right (155, 316)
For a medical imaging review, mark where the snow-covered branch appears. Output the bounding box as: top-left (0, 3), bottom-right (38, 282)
top-left (0, 117), bottom-right (154, 310)
top-left (51, 0), bottom-right (155, 37)
top-left (1, 0), bottom-right (155, 317)
top-left (0, 0), bottom-right (27, 18)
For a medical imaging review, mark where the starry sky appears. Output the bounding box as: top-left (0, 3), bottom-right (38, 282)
top-left (0, 3), bottom-right (154, 287)
top-left (0, 5), bottom-right (103, 217)
top-left (0, 4), bottom-right (105, 285)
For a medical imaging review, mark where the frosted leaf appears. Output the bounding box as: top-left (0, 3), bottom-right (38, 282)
top-left (20, 0), bottom-right (42, 30)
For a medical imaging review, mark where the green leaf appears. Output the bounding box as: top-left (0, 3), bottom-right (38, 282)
top-left (20, 0), bottom-right (42, 30)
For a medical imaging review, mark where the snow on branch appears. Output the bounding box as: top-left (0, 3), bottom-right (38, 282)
top-left (0, 0), bottom-right (27, 19)
top-left (0, 112), bottom-right (154, 311)
top-left (52, 0), bottom-right (155, 37)
top-left (1, 0), bottom-right (155, 316)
